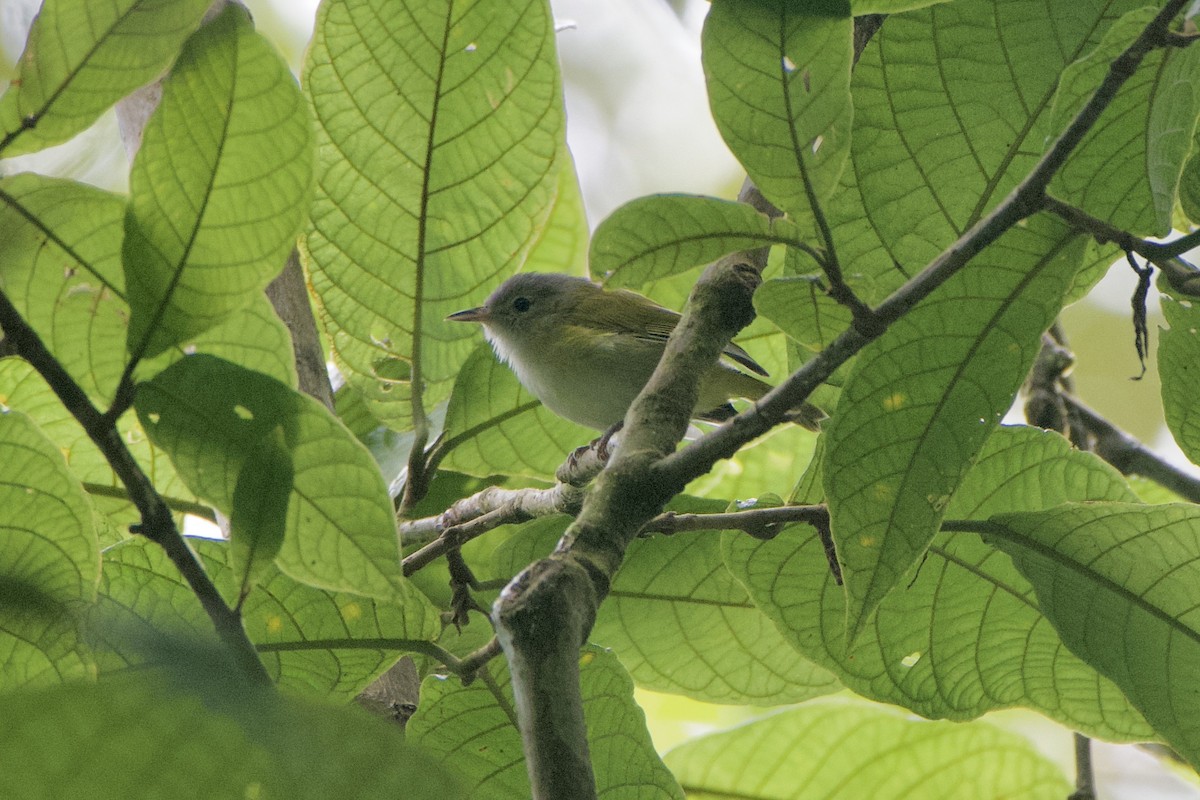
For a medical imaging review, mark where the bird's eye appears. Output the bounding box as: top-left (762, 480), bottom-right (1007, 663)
top-left (513, 296), bottom-right (532, 313)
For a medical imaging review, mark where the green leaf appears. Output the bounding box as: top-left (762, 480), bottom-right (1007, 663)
top-left (304, 0), bottom-right (564, 431)
top-left (1159, 284), bottom-right (1200, 464)
top-left (990, 502), bottom-right (1200, 769)
top-left (1182, 138), bottom-right (1200, 224)
top-left (851, 0), bottom-right (953, 10)
top-left (824, 217), bottom-right (1085, 638)
top-left (408, 646), bottom-right (683, 800)
top-left (755, 274), bottom-right (852, 353)
top-left (702, 0), bottom-right (853, 222)
top-left (852, 0), bottom-right (1142, 268)
top-left (494, 513), bottom-right (839, 706)
top-left (135, 355), bottom-right (402, 599)
top-left (1049, 7), bottom-right (1200, 237)
top-left (92, 538), bottom-right (439, 698)
top-left (0, 174), bottom-right (129, 401)
top-left (522, 147), bottom-right (590, 278)
top-left (438, 343), bottom-right (590, 480)
top-left (727, 426), bottom-right (1153, 739)
top-left (591, 195), bottom-right (806, 289)
top-left (0, 410), bottom-right (98, 687)
top-left (664, 699), bottom-right (1070, 799)
top-left (0, 673), bottom-right (465, 799)
top-left (0, 0), bottom-right (211, 157)
top-left (124, 4), bottom-right (312, 359)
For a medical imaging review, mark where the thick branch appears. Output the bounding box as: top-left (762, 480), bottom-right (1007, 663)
top-left (0, 289), bottom-right (269, 683)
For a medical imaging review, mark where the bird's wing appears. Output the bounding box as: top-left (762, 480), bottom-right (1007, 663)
top-left (587, 289), bottom-right (769, 377)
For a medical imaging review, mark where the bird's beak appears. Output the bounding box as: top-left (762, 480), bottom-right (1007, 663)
top-left (446, 306), bottom-right (489, 323)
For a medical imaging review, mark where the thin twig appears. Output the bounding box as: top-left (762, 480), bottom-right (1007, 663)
top-left (1062, 395), bottom-right (1200, 503)
top-left (1068, 733), bottom-right (1096, 800)
top-left (81, 482), bottom-right (218, 521)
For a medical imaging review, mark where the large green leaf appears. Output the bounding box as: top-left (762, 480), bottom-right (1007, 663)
top-left (90, 538), bottom-right (439, 698)
top-left (135, 355), bottom-right (402, 599)
top-left (493, 513), bottom-right (839, 706)
top-left (0, 0), bottom-right (211, 156)
top-left (728, 426), bottom-right (1152, 739)
top-left (991, 503), bottom-right (1200, 769)
top-left (1159, 280), bottom-right (1200, 464)
top-left (824, 217), bottom-right (1085, 637)
top-left (438, 343), bottom-right (590, 480)
top-left (0, 411), bottom-right (98, 687)
top-left (0, 674), bottom-right (464, 799)
top-left (591, 195), bottom-right (807, 289)
top-left (304, 0), bottom-right (564, 431)
top-left (851, 0), bottom-right (1142, 268)
top-left (702, 0), bottom-right (853, 223)
top-left (124, 4), bottom-right (312, 359)
top-left (408, 646), bottom-right (683, 800)
top-left (1049, 7), bottom-right (1200, 236)
top-left (664, 699), bottom-right (1070, 799)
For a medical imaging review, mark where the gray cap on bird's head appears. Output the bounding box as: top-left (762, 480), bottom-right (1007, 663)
top-left (445, 273), bottom-right (599, 335)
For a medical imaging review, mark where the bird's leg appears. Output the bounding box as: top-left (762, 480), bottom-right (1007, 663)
top-left (564, 421), bottom-right (622, 474)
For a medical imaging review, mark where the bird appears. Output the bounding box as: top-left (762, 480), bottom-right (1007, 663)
top-left (446, 272), bottom-right (824, 432)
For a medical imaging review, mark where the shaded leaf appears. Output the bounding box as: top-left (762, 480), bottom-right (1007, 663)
top-left (1159, 285), bottom-right (1200, 464)
top-left (230, 428), bottom-right (293, 600)
top-left (124, 5), bottom-right (312, 358)
top-left (0, 0), bottom-right (211, 156)
top-left (991, 503), bottom-right (1200, 769)
top-left (727, 425), bottom-right (1153, 739)
top-left (0, 672), bottom-right (464, 799)
top-left (665, 698), bottom-right (1069, 799)
top-left (304, 0), bottom-right (564, 431)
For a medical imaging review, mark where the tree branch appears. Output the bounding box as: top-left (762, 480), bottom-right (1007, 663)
top-left (0, 288), bottom-right (269, 683)
top-left (658, 0), bottom-right (1193, 487)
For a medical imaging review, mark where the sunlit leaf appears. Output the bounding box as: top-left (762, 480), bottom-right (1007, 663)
top-left (304, 0), bottom-right (564, 431)
top-left (0, 0), bottom-right (211, 156)
top-left (124, 5), bottom-right (312, 359)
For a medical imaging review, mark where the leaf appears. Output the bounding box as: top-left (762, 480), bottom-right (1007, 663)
top-left (851, 0), bottom-right (953, 10)
top-left (990, 503), bottom-right (1200, 769)
top-left (303, 0), bottom-right (564, 431)
top-left (755, 274), bottom-right (852, 353)
top-left (522, 147), bottom-right (590, 278)
top-left (0, 411), bottom-right (98, 687)
top-left (1158, 285), bottom-right (1200, 464)
top-left (495, 514), bottom-right (840, 706)
top-left (702, 0), bottom-right (853, 222)
top-left (0, 0), bottom-right (211, 157)
top-left (135, 355), bottom-right (402, 599)
top-left (591, 195), bottom-right (807, 289)
top-left (664, 699), bottom-right (1070, 799)
top-left (92, 538), bottom-right (439, 698)
top-left (851, 0), bottom-right (1142, 269)
top-left (0, 174), bottom-right (129, 401)
top-left (1049, 7), bottom-right (1200, 237)
top-left (438, 343), bottom-right (590, 480)
top-left (123, 4), bottom-right (312, 359)
top-left (230, 427), bottom-right (293, 601)
top-left (0, 673), bottom-right (465, 799)
top-left (408, 646), bottom-right (683, 800)
top-left (0, 357), bottom-right (197, 537)
top-left (824, 216), bottom-right (1085, 638)
top-left (727, 426), bottom-right (1153, 739)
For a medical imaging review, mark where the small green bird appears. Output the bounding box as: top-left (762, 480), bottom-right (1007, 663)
top-left (447, 272), bottom-right (823, 432)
